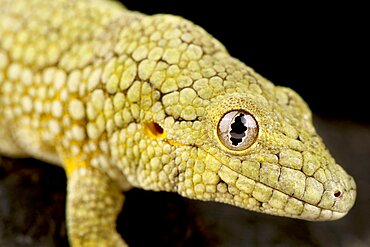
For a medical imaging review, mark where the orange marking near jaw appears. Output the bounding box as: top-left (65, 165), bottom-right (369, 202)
top-left (167, 139), bottom-right (187, 147)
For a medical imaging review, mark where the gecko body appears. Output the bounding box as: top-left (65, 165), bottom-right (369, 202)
top-left (0, 0), bottom-right (356, 246)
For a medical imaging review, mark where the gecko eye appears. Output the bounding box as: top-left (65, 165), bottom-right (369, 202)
top-left (217, 110), bottom-right (258, 151)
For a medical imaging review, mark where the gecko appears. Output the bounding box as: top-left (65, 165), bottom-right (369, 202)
top-left (0, 0), bottom-right (356, 246)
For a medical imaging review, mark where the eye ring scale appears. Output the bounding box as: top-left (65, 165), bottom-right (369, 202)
top-left (217, 110), bottom-right (259, 151)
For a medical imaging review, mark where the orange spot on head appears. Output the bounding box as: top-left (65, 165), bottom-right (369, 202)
top-left (144, 122), bottom-right (166, 139)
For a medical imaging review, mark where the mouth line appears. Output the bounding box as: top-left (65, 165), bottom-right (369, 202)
top-left (169, 143), bottom-right (353, 216)
top-left (204, 150), bottom-right (352, 215)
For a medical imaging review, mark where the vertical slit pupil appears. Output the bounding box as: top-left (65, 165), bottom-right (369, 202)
top-left (230, 113), bottom-right (248, 146)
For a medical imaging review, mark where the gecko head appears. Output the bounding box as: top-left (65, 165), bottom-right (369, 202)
top-left (140, 84), bottom-right (356, 221)
top-left (141, 81), bottom-right (356, 221)
top-left (129, 14), bottom-right (355, 221)
top-left (193, 88), bottom-right (356, 221)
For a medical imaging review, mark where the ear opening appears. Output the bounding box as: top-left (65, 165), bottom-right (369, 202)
top-left (144, 122), bottom-right (166, 139)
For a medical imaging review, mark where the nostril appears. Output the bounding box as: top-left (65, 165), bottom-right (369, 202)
top-left (334, 190), bottom-right (342, 198)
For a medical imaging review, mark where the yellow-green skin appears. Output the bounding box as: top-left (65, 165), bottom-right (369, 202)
top-left (0, 0), bottom-right (356, 246)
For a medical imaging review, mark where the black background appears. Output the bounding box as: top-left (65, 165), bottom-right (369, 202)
top-left (123, 0), bottom-right (368, 123)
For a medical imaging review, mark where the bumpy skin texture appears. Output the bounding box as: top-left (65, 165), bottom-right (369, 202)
top-left (0, 0), bottom-right (356, 246)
